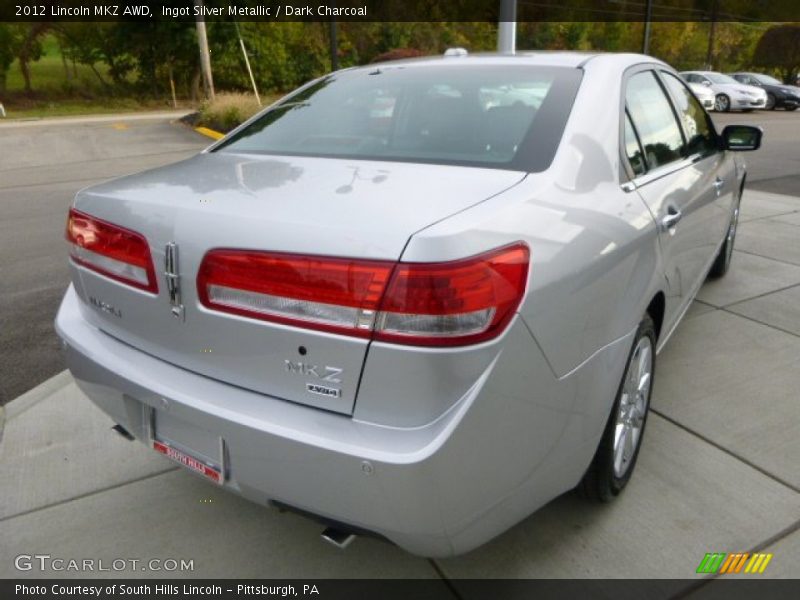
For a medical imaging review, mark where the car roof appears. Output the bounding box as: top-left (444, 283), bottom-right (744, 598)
top-left (362, 51), bottom-right (662, 72)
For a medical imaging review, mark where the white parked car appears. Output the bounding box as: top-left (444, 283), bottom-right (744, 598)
top-left (680, 71), bottom-right (767, 112)
top-left (688, 82), bottom-right (715, 110)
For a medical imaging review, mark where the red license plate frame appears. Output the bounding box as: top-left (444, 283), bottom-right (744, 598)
top-left (153, 439), bottom-right (223, 485)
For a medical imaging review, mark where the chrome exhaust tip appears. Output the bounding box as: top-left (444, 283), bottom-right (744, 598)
top-left (321, 527), bottom-right (356, 550)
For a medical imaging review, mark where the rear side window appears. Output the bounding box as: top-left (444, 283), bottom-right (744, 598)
top-left (624, 112), bottom-right (647, 176)
top-left (625, 71), bottom-right (685, 170)
top-left (660, 71), bottom-right (718, 158)
top-left (214, 65), bottom-right (583, 172)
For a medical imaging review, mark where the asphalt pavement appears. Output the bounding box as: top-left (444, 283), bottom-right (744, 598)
top-left (712, 111), bottom-right (800, 196)
top-left (0, 112), bottom-right (208, 405)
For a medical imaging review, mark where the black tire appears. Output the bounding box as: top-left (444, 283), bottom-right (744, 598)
top-left (766, 93), bottom-right (776, 110)
top-left (715, 94), bottom-right (731, 112)
top-left (578, 315), bottom-right (656, 502)
top-left (708, 191), bottom-right (742, 279)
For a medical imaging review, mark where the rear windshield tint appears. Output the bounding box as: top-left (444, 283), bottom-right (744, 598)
top-left (213, 64), bottom-right (582, 172)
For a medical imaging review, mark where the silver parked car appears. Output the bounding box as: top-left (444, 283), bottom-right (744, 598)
top-left (681, 70), bottom-right (767, 112)
top-left (56, 52), bottom-right (761, 557)
top-left (688, 81), bottom-right (715, 110)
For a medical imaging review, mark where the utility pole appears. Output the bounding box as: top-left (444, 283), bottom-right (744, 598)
top-left (705, 0), bottom-right (719, 70)
top-left (497, 0), bottom-right (516, 54)
top-left (234, 21), bottom-right (261, 106)
top-left (642, 0), bottom-right (653, 55)
top-left (329, 20), bottom-right (339, 71)
top-left (195, 0), bottom-right (215, 101)
top-left (329, 0), bottom-right (339, 71)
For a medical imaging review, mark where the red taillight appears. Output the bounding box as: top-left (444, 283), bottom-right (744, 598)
top-left (198, 243), bottom-right (529, 347)
top-left (375, 243), bottom-right (530, 346)
top-left (197, 250), bottom-right (395, 338)
top-left (66, 208), bottom-right (158, 293)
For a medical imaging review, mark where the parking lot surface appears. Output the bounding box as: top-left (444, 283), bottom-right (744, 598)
top-left (0, 112), bottom-right (208, 405)
top-left (1, 112), bottom-right (798, 586)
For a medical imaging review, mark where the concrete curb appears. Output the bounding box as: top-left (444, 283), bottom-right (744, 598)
top-left (0, 110), bottom-right (194, 128)
top-left (4, 369), bottom-right (73, 424)
top-left (194, 126), bottom-right (225, 140)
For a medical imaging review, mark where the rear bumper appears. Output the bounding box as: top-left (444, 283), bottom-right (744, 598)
top-left (55, 284), bottom-right (631, 556)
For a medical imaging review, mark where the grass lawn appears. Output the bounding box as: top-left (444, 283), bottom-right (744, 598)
top-left (3, 99), bottom-right (195, 120)
top-left (1, 33), bottom-right (196, 119)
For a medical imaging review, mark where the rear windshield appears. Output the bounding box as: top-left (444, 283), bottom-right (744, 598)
top-left (213, 64), bottom-right (582, 172)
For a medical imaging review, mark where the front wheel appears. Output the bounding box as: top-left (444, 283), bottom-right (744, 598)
top-left (766, 93), bottom-right (776, 110)
top-left (708, 192), bottom-right (741, 279)
top-left (578, 315), bottom-right (656, 502)
top-left (715, 94), bottom-right (731, 112)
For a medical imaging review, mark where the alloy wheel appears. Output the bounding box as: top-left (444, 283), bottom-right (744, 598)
top-left (613, 336), bottom-right (653, 479)
top-left (715, 94), bottom-right (730, 112)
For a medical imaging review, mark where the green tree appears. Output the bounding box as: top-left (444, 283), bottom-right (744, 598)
top-left (56, 23), bottom-right (133, 90)
top-left (753, 24), bottom-right (800, 83)
top-left (5, 23), bottom-right (48, 93)
top-left (0, 24), bottom-right (15, 93)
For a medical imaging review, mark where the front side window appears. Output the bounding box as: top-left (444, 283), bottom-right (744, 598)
top-left (660, 72), bottom-right (717, 158)
top-left (214, 65), bottom-right (582, 171)
top-left (625, 71), bottom-right (685, 170)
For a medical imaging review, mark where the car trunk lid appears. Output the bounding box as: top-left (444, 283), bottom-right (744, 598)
top-left (69, 152), bottom-right (525, 415)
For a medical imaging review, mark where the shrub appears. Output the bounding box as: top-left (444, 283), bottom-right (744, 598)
top-left (197, 92), bottom-right (263, 132)
top-left (369, 48), bottom-right (427, 63)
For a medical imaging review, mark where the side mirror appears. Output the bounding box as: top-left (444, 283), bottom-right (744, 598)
top-left (722, 125), bottom-right (762, 151)
top-left (702, 80), bottom-right (711, 86)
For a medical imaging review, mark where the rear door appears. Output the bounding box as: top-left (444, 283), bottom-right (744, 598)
top-left (621, 67), bottom-right (725, 335)
top-left (658, 69), bottom-right (735, 253)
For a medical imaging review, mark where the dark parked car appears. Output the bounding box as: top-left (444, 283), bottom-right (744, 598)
top-left (729, 72), bottom-right (800, 111)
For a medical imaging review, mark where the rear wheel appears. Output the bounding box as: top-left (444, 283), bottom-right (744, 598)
top-left (766, 93), bottom-right (776, 110)
top-left (578, 315), bottom-right (656, 502)
top-left (708, 191), bottom-right (741, 279)
top-left (715, 94), bottom-right (731, 112)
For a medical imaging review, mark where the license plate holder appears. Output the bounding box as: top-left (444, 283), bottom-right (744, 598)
top-left (148, 407), bottom-right (225, 485)
top-left (152, 439), bottom-right (224, 485)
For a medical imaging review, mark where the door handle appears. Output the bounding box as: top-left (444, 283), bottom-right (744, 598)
top-left (661, 206), bottom-right (682, 231)
top-left (713, 177), bottom-right (724, 195)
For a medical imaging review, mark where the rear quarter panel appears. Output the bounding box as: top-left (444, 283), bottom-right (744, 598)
top-left (402, 55), bottom-right (665, 380)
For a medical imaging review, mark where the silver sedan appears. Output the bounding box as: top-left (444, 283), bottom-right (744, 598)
top-left (56, 52), bottom-right (761, 557)
top-left (681, 70), bottom-right (767, 112)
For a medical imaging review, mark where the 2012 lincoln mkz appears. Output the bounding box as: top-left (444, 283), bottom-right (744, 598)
top-left (55, 52), bottom-right (761, 556)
